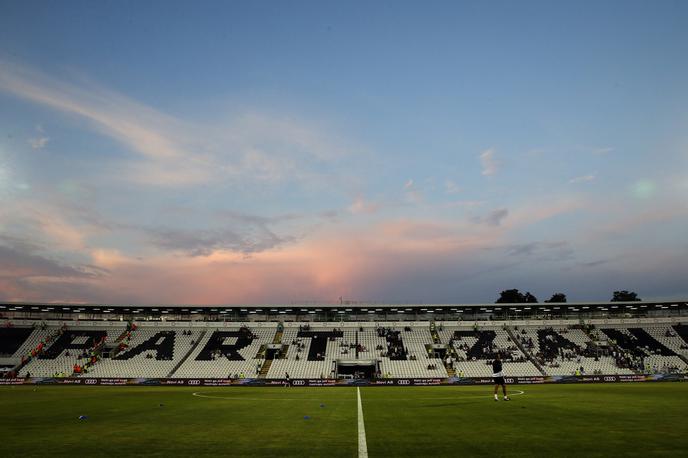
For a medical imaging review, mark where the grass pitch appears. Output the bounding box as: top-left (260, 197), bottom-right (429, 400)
top-left (1, 383), bottom-right (687, 457)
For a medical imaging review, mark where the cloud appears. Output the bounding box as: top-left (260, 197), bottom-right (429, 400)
top-left (479, 148), bottom-right (499, 176)
top-left (145, 225), bottom-right (295, 257)
top-left (28, 125), bottom-right (49, 150)
top-left (348, 195), bottom-right (380, 215)
top-left (0, 59), bottom-right (352, 188)
top-left (444, 200), bottom-right (484, 209)
top-left (403, 179), bottom-right (422, 204)
top-left (504, 242), bottom-right (545, 257)
top-left (474, 208), bottom-right (509, 226)
top-left (70, 219), bottom-right (502, 304)
top-left (148, 228), bottom-right (267, 257)
top-left (580, 259), bottom-right (610, 268)
top-left (28, 137), bottom-right (49, 149)
top-left (591, 146), bottom-right (614, 155)
top-left (0, 199), bottom-right (93, 251)
top-left (0, 237), bottom-right (106, 293)
top-left (505, 197), bottom-right (584, 230)
top-left (129, 208), bottom-right (304, 257)
top-left (444, 180), bottom-right (461, 195)
top-left (0, 190), bottom-right (306, 262)
top-left (585, 206), bottom-right (688, 242)
top-left (502, 241), bottom-right (574, 261)
top-left (379, 220), bottom-right (458, 243)
top-left (0, 236), bottom-right (108, 301)
top-left (0, 159), bottom-right (30, 198)
top-left (1, 210), bottom-right (687, 304)
top-left (0, 60), bottom-right (183, 160)
top-left (569, 173), bottom-right (596, 184)
top-left (318, 210), bottom-right (339, 221)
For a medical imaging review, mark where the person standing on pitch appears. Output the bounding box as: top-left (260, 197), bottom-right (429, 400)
top-left (492, 353), bottom-right (510, 401)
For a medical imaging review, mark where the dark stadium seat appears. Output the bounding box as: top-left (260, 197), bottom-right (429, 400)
top-left (0, 328), bottom-right (34, 356)
top-left (602, 328), bottom-right (675, 357)
top-left (39, 330), bottom-right (108, 359)
top-left (297, 330), bottom-right (344, 361)
top-left (536, 328), bottom-right (581, 360)
top-left (195, 330), bottom-right (255, 361)
top-left (113, 331), bottom-right (175, 361)
top-left (627, 328), bottom-right (676, 356)
top-left (383, 330), bottom-right (407, 360)
top-left (672, 324), bottom-right (688, 344)
top-left (454, 330), bottom-right (499, 360)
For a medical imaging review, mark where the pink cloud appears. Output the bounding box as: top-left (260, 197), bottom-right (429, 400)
top-left (0, 218), bottom-right (502, 304)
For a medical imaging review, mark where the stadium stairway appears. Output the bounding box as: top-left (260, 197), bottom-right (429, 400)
top-left (254, 344), bottom-right (267, 360)
top-left (430, 325), bottom-right (441, 344)
top-left (255, 328), bottom-right (285, 376)
top-left (167, 330), bottom-right (207, 378)
top-left (115, 329), bottom-right (129, 343)
top-left (72, 335), bottom-right (108, 376)
top-left (258, 359), bottom-right (272, 378)
top-left (506, 326), bottom-right (547, 376)
top-left (111, 325), bottom-right (138, 358)
top-left (582, 324), bottom-right (601, 347)
top-left (443, 339), bottom-right (458, 377)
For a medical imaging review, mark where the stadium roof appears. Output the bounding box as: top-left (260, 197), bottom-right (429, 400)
top-left (1, 300), bottom-right (685, 313)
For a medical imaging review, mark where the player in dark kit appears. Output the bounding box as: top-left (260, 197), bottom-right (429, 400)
top-left (492, 353), bottom-right (510, 401)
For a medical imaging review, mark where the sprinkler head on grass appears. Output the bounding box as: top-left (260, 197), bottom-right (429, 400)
top-left (303, 415), bottom-right (311, 420)
top-left (78, 415), bottom-right (88, 420)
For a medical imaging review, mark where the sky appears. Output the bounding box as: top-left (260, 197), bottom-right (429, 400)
top-left (0, 0), bottom-right (687, 305)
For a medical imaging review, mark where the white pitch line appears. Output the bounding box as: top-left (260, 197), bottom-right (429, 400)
top-left (357, 387), bottom-right (368, 458)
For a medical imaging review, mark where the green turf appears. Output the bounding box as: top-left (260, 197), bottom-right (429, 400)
top-left (1, 383), bottom-right (687, 457)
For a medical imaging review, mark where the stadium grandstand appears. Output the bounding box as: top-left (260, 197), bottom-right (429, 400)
top-left (2, 301), bottom-right (687, 385)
